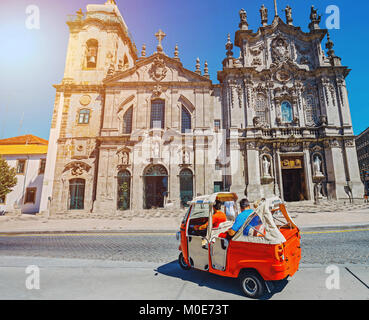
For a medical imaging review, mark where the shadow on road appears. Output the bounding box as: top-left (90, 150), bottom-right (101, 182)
top-left (155, 260), bottom-right (289, 300)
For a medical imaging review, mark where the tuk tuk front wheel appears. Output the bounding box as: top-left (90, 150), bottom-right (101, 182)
top-left (178, 253), bottom-right (191, 270)
top-left (239, 270), bottom-right (265, 299)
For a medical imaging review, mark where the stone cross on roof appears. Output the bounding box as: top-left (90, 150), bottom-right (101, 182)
top-left (155, 29), bottom-right (166, 53)
top-left (274, 0), bottom-right (278, 17)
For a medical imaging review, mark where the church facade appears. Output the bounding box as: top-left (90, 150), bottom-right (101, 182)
top-left (40, 1), bottom-right (362, 214)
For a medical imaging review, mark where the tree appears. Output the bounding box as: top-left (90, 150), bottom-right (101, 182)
top-left (0, 155), bottom-right (17, 200)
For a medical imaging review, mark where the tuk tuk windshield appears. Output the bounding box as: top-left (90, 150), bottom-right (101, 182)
top-left (190, 203), bottom-right (210, 220)
top-left (187, 203), bottom-right (211, 236)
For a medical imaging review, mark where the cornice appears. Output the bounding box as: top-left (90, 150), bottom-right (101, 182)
top-left (235, 16), bottom-right (327, 47)
top-left (103, 52), bottom-right (212, 85)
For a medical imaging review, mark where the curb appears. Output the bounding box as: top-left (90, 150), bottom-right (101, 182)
top-left (0, 223), bottom-right (369, 236)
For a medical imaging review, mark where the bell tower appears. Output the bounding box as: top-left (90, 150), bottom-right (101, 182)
top-left (63, 1), bottom-right (138, 84)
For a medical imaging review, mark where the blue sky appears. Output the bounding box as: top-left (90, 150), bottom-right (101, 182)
top-left (0, 0), bottom-right (368, 140)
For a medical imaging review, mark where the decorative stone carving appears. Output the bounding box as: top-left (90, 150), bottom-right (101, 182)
top-left (149, 57), bottom-right (167, 82)
top-left (275, 69), bottom-right (292, 83)
top-left (252, 58), bottom-right (262, 66)
top-left (63, 161), bottom-right (91, 176)
top-left (79, 95), bottom-right (91, 106)
top-left (344, 139), bottom-right (355, 147)
top-left (250, 45), bottom-right (264, 56)
top-left (271, 37), bottom-right (290, 64)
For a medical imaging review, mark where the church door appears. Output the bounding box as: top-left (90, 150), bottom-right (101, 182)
top-left (69, 178), bottom-right (85, 210)
top-left (143, 165), bottom-right (168, 209)
top-left (117, 170), bottom-right (131, 211)
top-left (281, 157), bottom-right (307, 202)
top-left (179, 169), bottom-right (193, 207)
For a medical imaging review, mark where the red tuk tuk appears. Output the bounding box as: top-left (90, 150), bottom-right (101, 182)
top-left (177, 193), bottom-right (301, 298)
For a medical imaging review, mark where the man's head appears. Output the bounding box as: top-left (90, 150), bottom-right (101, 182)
top-left (240, 198), bottom-right (250, 211)
top-left (213, 200), bottom-right (222, 211)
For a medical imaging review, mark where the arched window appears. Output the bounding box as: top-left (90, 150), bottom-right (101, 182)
top-left (86, 39), bottom-right (98, 69)
top-left (181, 105), bottom-right (191, 133)
top-left (150, 99), bottom-right (165, 129)
top-left (122, 106), bottom-right (133, 134)
top-left (281, 101), bottom-right (293, 123)
top-left (117, 170), bottom-right (131, 211)
top-left (78, 109), bottom-right (90, 124)
top-left (69, 178), bottom-right (85, 210)
top-left (255, 94), bottom-right (267, 123)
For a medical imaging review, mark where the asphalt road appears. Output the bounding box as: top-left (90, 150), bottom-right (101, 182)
top-left (0, 229), bottom-right (368, 264)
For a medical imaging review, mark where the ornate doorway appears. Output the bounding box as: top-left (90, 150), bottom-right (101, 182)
top-left (69, 178), bottom-right (85, 210)
top-left (143, 165), bottom-right (168, 209)
top-left (179, 169), bottom-right (193, 207)
top-left (117, 170), bottom-right (131, 211)
top-left (281, 156), bottom-right (307, 202)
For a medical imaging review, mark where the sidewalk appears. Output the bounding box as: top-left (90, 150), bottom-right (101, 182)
top-left (1, 256), bottom-right (368, 300)
top-left (0, 203), bottom-right (368, 234)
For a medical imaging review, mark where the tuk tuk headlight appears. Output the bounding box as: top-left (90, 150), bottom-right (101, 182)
top-left (176, 231), bottom-right (180, 241)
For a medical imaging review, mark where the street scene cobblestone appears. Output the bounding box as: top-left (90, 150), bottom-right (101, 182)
top-left (1, 230), bottom-right (368, 265)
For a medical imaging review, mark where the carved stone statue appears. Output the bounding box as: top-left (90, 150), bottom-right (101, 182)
top-left (262, 156), bottom-right (271, 178)
top-left (183, 151), bottom-right (190, 164)
top-left (122, 152), bottom-right (129, 165)
top-left (239, 9), bottom-right (248, 30)
top-left (260, 5), bottom-right (268, 26)
top-left (284, 6), bottom-right (293, 25)
top-left (309, 5), bottom-right (321, 31)
top-left (313, 155), bottom-right (323, 176)
top-left (151, 142), bottom-right (160, 158)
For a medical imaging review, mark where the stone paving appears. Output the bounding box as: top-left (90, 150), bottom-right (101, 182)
top-left (0, 230), bottom-right (368, 264)
top-left (0, 201), bottom-right (368, 234)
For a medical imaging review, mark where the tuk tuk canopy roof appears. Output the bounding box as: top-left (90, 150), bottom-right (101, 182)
top-left (189, 192), bottom-right (238, 205)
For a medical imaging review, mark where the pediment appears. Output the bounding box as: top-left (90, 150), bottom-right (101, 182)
top-left (104, 53), bottom-right (211, 84)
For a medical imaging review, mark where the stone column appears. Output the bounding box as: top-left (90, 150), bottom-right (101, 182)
top-left (324, 140), bottom-right (347, 200)
top-left (94, 146), bottom-right (116, 212)
top-left (303, 145), bottom-right (314, 201)
top-left (343, 140), bottom-right (364, 199)
top-left (229, 129), bottom-right (245, 200)
top-left (245, 142), bottom-right (262, 201)
top-left (40, 92), bottom-right (64, 214)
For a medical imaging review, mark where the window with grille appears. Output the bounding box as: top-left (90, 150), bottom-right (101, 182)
top-left (16, 159), bottom-right (26, 174)
top-left (181, 106), bottom-right (191, 133)
top-left (255, 94), bottom-right (267, 123)
top-left (123, 106), bottom-right (133, 134)
top-left (39, 159), bottom-right (46, 175)
top-left (150, 100), bottom-right (165, 129)
top-left (214, 119), bottom-right (221, 132)
top-left (305, 95), bottom-right (318, 125)
top-left (78, 109), bottom-right (90, 124)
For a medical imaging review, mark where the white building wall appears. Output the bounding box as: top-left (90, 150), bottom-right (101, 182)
top-left (0, 154), bottom-right (46, 214)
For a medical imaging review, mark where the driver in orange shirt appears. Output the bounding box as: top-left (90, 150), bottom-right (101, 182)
top-left (194, 200), bottom-right (226, 233)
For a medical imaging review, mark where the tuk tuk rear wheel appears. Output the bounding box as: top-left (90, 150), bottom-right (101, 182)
top-left (239, 271), bottom-right (265, 299)
top-left (178, 253), bottom-right (191, 270)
